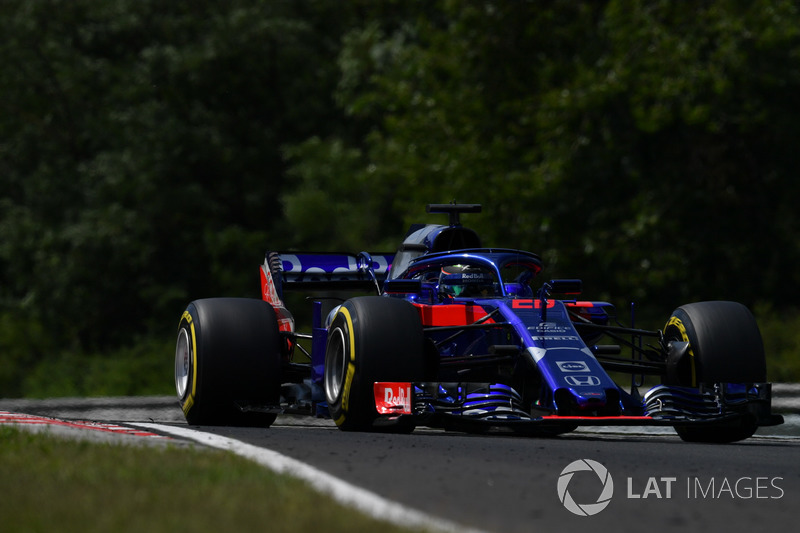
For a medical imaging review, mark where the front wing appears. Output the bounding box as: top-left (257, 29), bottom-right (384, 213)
top-left (373, 382), bottom-right (784, 433)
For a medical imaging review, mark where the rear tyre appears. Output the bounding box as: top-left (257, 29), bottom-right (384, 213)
top-left (176, 298), bottom-right (282, 427)
top-left (663, 301), bottom-right (765, 443)
top-left (324, 296), bottom-right (425, 432)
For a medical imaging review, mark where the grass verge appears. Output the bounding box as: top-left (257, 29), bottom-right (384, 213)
top-left (0, 426), bottom-right (416, 533)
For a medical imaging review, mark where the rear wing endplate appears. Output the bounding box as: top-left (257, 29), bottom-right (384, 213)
top-left (262, 252), bottom-right (394, 301)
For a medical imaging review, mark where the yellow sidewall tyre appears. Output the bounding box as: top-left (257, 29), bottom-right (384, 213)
top-left (324, 296), bottom-right (425, 432)
top-left (663, 301), bottom-right (765, 443)
top-left (176, 298), bottom-right (282, 427)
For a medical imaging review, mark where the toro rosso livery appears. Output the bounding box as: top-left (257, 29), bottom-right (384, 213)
top-left (175, 204), bottom-right (783, 442)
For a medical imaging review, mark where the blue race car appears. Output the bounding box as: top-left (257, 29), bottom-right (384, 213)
top-left (174, 203), bottom-right (783, 442)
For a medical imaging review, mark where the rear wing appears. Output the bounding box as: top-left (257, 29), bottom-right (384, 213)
top-left (261, 251), bottom-right (394, 304)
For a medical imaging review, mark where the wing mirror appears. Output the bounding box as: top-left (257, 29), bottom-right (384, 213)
top-left (538, 279), bottom-right (583, 320)
top-left (545, 279), bottom-right (583, 295)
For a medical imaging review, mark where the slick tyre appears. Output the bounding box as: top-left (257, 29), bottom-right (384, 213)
top-left (175, 298), bottom-right (282, 427)
top-left (324, 296), bottom-right (425, 432)
top-left (663, 301), bottom-right (766, 443)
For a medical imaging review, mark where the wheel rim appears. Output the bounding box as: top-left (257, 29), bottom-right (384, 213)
top-left (325, 326), bottom-right (347, 405)
top-left (175, 328), bottom-right (191, 399)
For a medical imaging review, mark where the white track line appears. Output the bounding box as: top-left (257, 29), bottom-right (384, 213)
top-left (135, 423), bottom-right (487, 533)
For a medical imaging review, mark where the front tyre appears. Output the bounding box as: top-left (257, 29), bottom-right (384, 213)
top-left (324, 297), bottom-right (425, 432)
top-left (176, 298), bottom-right (282, 427)
top-left (663, 301), bottom-right (766, 443)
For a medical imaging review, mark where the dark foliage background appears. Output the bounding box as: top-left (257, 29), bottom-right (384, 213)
top-left (2, 0), bottom-right (799, 395)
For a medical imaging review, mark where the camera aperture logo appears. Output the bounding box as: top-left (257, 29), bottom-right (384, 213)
top-left (557, 459), bottom-right (614, 516)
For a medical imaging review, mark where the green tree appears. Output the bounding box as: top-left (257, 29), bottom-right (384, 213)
top-left (0, 0), bottom-right (358, 379)
top-left (4, 0), bottom-right (800, 395)
top-left (282, 0), bottom-right (800, 314)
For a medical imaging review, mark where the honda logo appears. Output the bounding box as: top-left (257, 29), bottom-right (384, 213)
top-left (565, 375), bottom-right (601, 386)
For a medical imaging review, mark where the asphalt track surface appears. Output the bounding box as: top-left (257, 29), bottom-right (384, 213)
top-left (199, 423), bottom-right (800, 533)
top-left (2, 397), bottom-right (799, 533)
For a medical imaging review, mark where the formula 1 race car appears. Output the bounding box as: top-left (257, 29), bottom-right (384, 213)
top-left (174, 204), bottom-right (783, 442)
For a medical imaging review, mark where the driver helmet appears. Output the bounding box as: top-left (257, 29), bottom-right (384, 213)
top-left (439, 264), bottom-right (496, 298)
